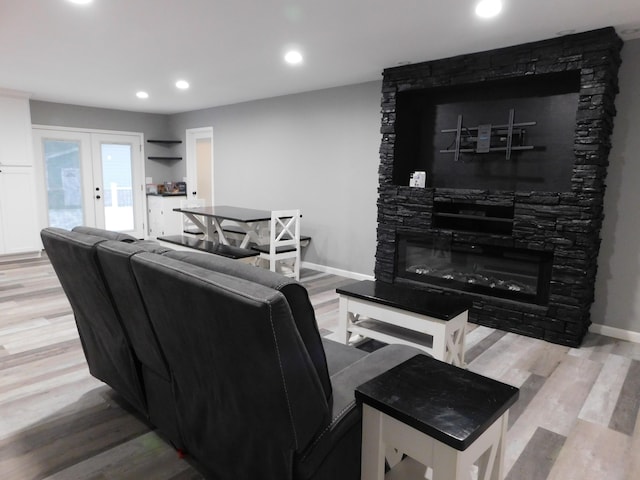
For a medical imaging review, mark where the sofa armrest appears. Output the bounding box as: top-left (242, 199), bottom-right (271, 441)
top-left (321, 338), bottom-right (368, 376)
top-left (295, 344), bottom-right (422, 478)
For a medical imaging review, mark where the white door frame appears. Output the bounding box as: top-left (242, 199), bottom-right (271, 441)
top-left (185, 126), bottom-right (214, 203)
top-left (32, 125), bottom-right (146, 237)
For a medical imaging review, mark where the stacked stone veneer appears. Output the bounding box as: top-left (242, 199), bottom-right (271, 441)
top-left (375, 28), bottom-right (623, 347)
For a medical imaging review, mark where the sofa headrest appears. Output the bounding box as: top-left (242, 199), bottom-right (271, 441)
top-left (164, 250), bottom-right (332, 401)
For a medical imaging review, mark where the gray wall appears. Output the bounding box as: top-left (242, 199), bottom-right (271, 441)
top-left (26, 39), bottom-right (640, 335)
top-left (591, 38), bottom-right (640, 333)
top-left (168, 81), bottom-right (383, 275)
top-left (29, 100), bottom-right (178, 184)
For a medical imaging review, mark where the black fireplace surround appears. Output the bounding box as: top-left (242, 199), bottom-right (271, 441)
top-left (375, 28), bottom-right (623, 347)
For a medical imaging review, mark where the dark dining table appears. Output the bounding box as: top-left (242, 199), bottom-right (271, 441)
top-left (173, 205), bottom-right (272, 248)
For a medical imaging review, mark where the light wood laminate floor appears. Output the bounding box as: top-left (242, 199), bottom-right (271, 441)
top-left (1, 255), bottom-right (639, 479)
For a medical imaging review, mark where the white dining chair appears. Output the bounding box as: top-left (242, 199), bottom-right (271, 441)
top-left (180, 198), bottom-right (205, 236)
top-left (252, 209), bottom-right (301, 280)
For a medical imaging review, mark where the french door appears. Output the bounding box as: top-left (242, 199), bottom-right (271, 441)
top-left (33, 127), bottom-right (145, 238)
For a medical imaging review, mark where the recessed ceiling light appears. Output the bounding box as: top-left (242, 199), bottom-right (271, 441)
top-left (284, 50), bottom-right (303, 65)
top-left (67, 0), bottom-right (93, 5)
top-left (475, 0), bottom-right (502, 18)
top-left (136, 91), bottom-right (149, 99)
top-left (175, 80), bottom-right (190, 90)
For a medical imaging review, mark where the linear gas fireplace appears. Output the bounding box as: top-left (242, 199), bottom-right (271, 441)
top-left (397, 236), bottom-right (552, 305)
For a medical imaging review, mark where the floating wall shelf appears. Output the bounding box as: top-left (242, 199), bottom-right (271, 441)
top-left (147, 139), bottom-right (182, 160)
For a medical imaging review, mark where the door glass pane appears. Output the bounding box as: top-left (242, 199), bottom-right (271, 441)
top-left (101, 143), bottom-right (134, 231)
top-left (44, 140), bottom-right (84, 229)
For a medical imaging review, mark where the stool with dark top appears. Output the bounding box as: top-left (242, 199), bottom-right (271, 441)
top-left (355, 354), bottom-right (519, 480)
top-left (335, 280), bottom-right (472, 366)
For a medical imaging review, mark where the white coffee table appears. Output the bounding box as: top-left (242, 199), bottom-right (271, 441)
top-left (333, 280), bottom-right (470, 366)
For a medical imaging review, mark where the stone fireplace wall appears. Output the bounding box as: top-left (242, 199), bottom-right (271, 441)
top-left (375, 28), bottom-right (623, 347)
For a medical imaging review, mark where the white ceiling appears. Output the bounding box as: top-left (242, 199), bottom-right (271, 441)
top-left (1, 0), bottom-right (640, 114)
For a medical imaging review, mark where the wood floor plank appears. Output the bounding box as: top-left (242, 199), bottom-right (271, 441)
top-left (547, 419), bottom-right (631, 480)
top-left (465, 328), bottom-right (507, 366)
top-left (609, 359), bottom-right (640, 435)
top-left (0, 349), bottom-right (87, 396)
top-left (625, 408), bottom-right (640, 480)
top-left (464, 324), bottom-right (502, 351)
top-left (468, 332), bottom-right (541, 387)
top-left (1, 254), bottom-right (640, 479)
top-left (1, 402), bottom-right (151, 479)
top-left (518, 341), bottom-right (570, 378)
top-left (505, 427), bottom-right (566, 480)
top-left (0, 375), bottom-right (104, 440)
top-left (0, 338), bottom-right (81, 370)
top-left (579, 353), bottom-right (631, 427)
top-left (41, 432), bottom-right (188, 480)
top-left (503, 354), bottom-right (602, 473)
top-left (507, 373), bottom-right (546, 429)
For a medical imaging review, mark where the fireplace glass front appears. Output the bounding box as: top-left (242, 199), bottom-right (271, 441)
top-left (397, 236), bottom-right (552, 305)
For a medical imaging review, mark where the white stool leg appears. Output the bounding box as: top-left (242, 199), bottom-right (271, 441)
top-left (431, 441), bottom-right (470, 480)
top-left (361, 405), bottom-right (386, 480)
top-left (490, 413), bottom-right (508, 480)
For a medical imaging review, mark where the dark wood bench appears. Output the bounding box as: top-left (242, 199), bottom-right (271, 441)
top-left (157, 235), bottom-right (259, 260)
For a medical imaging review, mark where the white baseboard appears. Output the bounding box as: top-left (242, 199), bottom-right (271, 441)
top-left (0, 250), bottom-right (42, 262)
top-left (589, 323), bottom-right (640, 344)
top-left (301, 261), bottom-right (374, 282)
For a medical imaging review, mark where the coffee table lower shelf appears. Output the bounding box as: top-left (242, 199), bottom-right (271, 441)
top-left (347, 319), bottom-right (435, 350)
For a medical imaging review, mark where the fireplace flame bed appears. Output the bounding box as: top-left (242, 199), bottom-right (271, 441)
top-left (397, 236), bottom-right (552, 305)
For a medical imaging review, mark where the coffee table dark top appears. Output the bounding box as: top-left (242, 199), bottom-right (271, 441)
top-left (355, 354), bottom-right (519, 451)
top-left (336, 280), bottom-right (471, 320)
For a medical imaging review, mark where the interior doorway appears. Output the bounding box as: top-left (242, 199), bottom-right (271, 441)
top-left (185, 127), bottom-right (214, 204)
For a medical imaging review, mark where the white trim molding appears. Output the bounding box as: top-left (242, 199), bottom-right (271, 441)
top-left (301, 261), bottom-right (374, 282)
top-left (589, 323), bottom-right (640, 344)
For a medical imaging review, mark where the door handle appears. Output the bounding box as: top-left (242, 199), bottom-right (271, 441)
top-left (96, 195), bottom-right (101, 199)
top-left (192, 191), bottom-right (197, 195)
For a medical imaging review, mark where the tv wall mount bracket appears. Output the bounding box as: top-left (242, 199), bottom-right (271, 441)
top-left (440, 108), bottom-right (536, 162)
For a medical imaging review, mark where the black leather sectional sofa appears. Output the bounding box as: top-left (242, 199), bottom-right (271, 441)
top-left (41, 226), bottom-right (424, 479)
